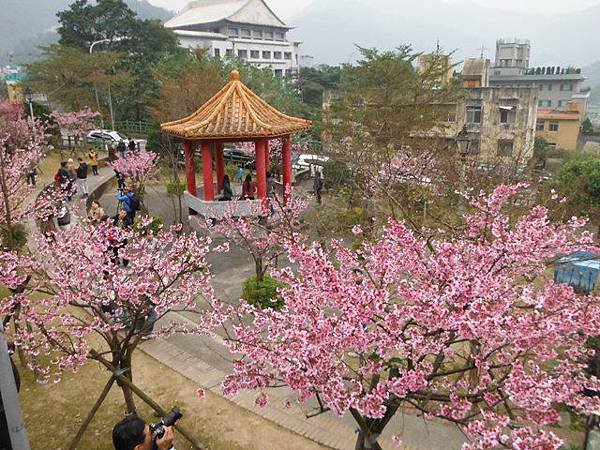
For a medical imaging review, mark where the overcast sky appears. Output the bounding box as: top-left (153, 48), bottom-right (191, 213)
top-left (148, 0), bottom-right (600, 18)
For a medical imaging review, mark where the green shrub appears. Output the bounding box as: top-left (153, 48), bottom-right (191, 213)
top-left (226, 163), bottom-right (239, 182)
top-left (242, 275), bottom-right (286, 310)
top-left (322, 160), bottom-right (352, 190)
top-left (166, 179), bottom-right (186, 197)
top-left (0, 223), bottom-right (28, 250)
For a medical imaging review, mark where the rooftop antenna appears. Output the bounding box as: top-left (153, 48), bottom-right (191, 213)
top-left (477, 45), bottom-right (487, 58)
top-left (435, 38), bottom-right (441, 54)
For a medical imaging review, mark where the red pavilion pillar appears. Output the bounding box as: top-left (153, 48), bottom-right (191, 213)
top-left (282, 134), bottom-right (292, 205)
top-left (265, 140), bottom-right (271, 173)
top-left (201, 141), bottom-right (214, 201)
top-left (183, 140), bottom-right (197, 197)
top-left (215, 142), bottom-right (225, 192)
top-left (255, 139), bottom-right (267, 200)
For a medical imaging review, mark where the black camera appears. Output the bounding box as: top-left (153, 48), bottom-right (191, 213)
top-left (150, 407), bottom-right (182, 440)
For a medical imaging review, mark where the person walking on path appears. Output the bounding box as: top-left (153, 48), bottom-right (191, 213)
top-left (76, 158), bottom-right (89, 197)
top-left (218, 175), bottom-right (233, 201)
top-left (117, 140), bottom-right (126, 158)
top-left (241, 174), bottom-right (256, 200)
top-left (88, 200), bottom-right (105, 224)
top-left (236, 166), bottom-right (244, 183)
top-left (26, 166), bottom-right (37, 187)
top-left (314, 171), bottom-right (324, 205)
top-left (88, 148), bottom-right (99, 175)
top-left (127, 137), bottom-right (136, 154)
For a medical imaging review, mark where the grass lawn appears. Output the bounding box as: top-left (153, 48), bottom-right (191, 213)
top-left (19, 349), bottom-right (326, 450)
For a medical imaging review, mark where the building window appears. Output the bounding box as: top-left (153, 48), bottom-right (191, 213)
top-left (557, 100), bottom-right (568, 108)
top-left (214, 48), bottom-right (220, 58)
top-left (262, 51), bottom-right (271, 59)
top-left (250, 50), bottom-right (260, 59)
top-left (445, 111), bottom-right (457, 123)
top-left (285, 69), bottom-right (293, 78)
top-left (549, 121), bottom-right (559, 132)
top-left (274, 51), bottom-right (282, 60)
top-left (466, 106), bottom-right (482, 124)
top-left (274, 69), bottom-right (283, 77)
top-left (225, 49), bottom-right (233, 57)
top-left (538, 84), bottom-right (553, 91)
top-left (560, 83), bottom-right (574, 91)
top-left (228, 27), bottom-right (238, 37)
top-left (499, 108), bottom-right (515, 124)
top-left (536, 120), bottom-right (544, 131)
top-left (284, 52), bottom-right (292, 60)
top-left (264, 31), bottom-right (274, 40)
top-left (238, 49), bottom-right (248, 59)
top-left (252, 29), bottom-right (263, 39)
top-left (538, 100), bottom-right (552, 107)
top-left (241, 29), bottom-right (251, 38)
top-left (275, 32), bottom-right (284, 41)
top-left (497, 140), bottom-right (514, 157)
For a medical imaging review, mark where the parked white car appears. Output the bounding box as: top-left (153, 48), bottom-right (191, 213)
top-left (86, 130), bottom-right (145, 150)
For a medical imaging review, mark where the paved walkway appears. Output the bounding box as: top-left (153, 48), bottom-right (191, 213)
top-left (30, 165), bottom-right (467, 450)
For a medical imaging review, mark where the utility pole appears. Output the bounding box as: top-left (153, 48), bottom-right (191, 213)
top-left (89, 39), bottom-right (109, 131)
top-left (0, 322), bottom-right (30, 450)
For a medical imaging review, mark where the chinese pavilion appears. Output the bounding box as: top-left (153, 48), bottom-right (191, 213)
top-left (161, 70), bottom-right (312, 209)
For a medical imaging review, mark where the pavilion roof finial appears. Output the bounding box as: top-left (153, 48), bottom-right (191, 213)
top-left (230, 69), bottom-right (240, 81)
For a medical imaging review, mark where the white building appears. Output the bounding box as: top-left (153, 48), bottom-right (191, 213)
top-left (165, 0), bottom-right (300, 78)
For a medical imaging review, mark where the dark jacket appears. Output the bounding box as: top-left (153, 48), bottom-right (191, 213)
top-left (222, 180), bottom-right (233, 201)
top-left (112, 214), bottom-right (133, 229)
top-left (76, 163), bottom-right (88, 179)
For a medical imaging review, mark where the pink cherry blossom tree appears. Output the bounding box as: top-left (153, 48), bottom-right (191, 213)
top-left (0, 99), bottom-right (52, 250)
top-left (2, 218), bottom-right (221, 448)
top-left (50, 107), bottom-right (99, 155)
top-left (110, 150), bottom-right (158, 204)
top-left (216, 184), bottom-right (600, 450)
top-left (206, 195), bottom-right (306, 285)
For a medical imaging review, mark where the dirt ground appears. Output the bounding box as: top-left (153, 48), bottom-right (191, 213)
top-left (19, 350), bottom-right (326, 450)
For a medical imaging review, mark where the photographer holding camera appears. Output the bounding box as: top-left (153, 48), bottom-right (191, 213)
top-left (112, 415), bottom-right (174, 450)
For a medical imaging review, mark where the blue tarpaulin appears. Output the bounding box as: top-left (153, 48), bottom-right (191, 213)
top-left (554, 251), bottom-right (600, 294)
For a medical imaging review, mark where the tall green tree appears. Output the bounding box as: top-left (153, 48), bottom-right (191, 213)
top-left (27, 45), bottom-right (132, 118)
top-left (55, 0), bottom-right (181, 121)
top-left (551, 158), bottom-right (600, 227)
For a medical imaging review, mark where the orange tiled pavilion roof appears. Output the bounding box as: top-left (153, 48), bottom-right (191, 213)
top-left (160, 70), bottom-right (312, 140)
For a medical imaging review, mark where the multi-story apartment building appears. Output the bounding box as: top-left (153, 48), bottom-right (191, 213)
top-left (434, 58), bottom-right (539, 163)
top-left (489, 38), bottom-right (591, 113)
top-left (165, 0), bottom-right (300, 78)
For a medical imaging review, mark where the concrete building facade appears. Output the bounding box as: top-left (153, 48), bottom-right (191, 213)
top-left (536, 103), bottom-right (582, 151)
top-left (165, 0), bottom-right (300, 78)
top-left (494, 38), bottom-right (531, 76)
top-left (450, 86), bottom-right (538, 163)
top-left (489, 37), bottom-right (590, 112)
top-left (490, 72), bottom-right (589, 112)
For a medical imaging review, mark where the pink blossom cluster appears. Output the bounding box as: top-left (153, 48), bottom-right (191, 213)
top-left (218, 184), bottom-right (600, 449)
top-left (0, 99), bottom-right (55, 227)
top-left (3, 219), bottom-right (221, 382)
top-left (110, 150), bottom-right (158, 187)
top-left (50, 107), bottom-right (99, 139)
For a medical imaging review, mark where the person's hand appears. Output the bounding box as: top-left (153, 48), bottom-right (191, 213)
top-left (156, 426), bottom-right (174, 450)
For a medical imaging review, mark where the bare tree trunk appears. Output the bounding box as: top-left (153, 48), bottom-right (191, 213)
top-left (115, 354), bottom-right (137, 414)
top-left (255, 256), bottom-right (264, 283)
